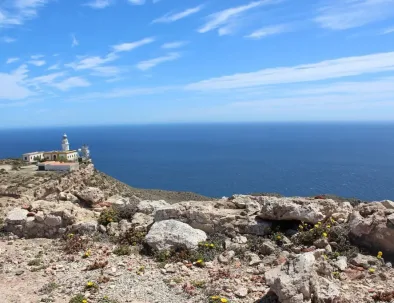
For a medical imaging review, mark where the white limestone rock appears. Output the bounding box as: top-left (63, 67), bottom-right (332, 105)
top-left (145, 220), bottom-right (207, 251)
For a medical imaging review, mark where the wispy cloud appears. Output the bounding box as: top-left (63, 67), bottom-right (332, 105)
top-left (1, 36), bottom-right (16, 43)
top-left (153, 5), bottom-right (203, 23)
top-left (315, 0), bottom-right (394, 30)
top-left (48, 63), bottom-right (60, 70)
top-left (198, 1), bottom-right (271, 34)
top-left (31, 54), bottom-right (44, 60)
top-left (51, 77), bottom-right (91, 91)
top-left (66, 53), bottom-right (118, 70)
top-left (112, 37), bottom-right (155, 52)
top-left (161, 41), bottom-right (188, 49)
top-left (128, 0), bottom-right (145, 4)
top-left (29, 60), bottom-right (46, 66)
top-left (186, 51), bottom-right (394, 90)
top-left (71, 34), bottom-right (79, 47)
top-left (0, 64), bottom-right (32, 100)
top-left (245, 24), bottom-right (289, 39)
top-left (382, 26), bottom-right (394, 34)
top-left (136, 53), bottom-right (180, 71)
top-left (6, 58), bottom-right (20, 64)
top-left (84, 0), bottom-right (112, 9)
top-left (28, 72), bottom-right (66, 85)
top-left (0, 0), bottom-right (50, 27)
top-left (91, 66), bottom-right (121, 77)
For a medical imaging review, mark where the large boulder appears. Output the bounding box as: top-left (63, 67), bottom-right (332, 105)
top-left (257, 196), bottom-right (353, 223)
top-left (137, 200), bottom-right (170, 215)
top-left (76, 187), bottom-right (105, 205)
top-left (145, 220), bottom-right (207, 251)
top-left (349, 202), bottom-right (394, 259)
top-left (265, 250), bottom-right (342, 303)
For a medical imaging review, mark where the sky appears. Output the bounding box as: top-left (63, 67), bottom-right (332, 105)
top-left (1, 0), bottom-right (394, 128)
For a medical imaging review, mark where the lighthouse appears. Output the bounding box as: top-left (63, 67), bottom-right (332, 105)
top-left (62, 134), bottom-right (70, 151)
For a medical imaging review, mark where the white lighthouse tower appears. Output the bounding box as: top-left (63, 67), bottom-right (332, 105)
top-left (62, 134), bottom-right (70, 151)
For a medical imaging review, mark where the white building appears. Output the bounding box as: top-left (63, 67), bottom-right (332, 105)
top-left (37, 161), bottom-right (79, 172)
top-left (23, 133), bottom-right (79, 164)
top-left (22, 152), bottom-right (44, 163)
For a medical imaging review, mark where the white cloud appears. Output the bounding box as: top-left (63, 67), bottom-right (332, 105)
top-left (28, 72), bottom-right (66, 85)
top-left (382, 26), bottom-right (394, 34)
top-left (6, 57), bottom-right (20, 64)
top-left (315, 0), bottom-right (394, 30)
top-left (128, 0), bottom-right (145, 5)
top-left (186, 52), bottom-right (394, 90)
top-left (66, 53), bottom-right (118, 70)
top-left (153, 5), bottom-right (203, 23)
top-left (91, 66), bottom-right (121, 77)
top-left (0, 0), bottom-right (50, 27)
top-left (1, 36), bottom-right (16, 43)
top-left (29, 60), bottom-right (46, 66)
top-left (161, 41), bottom-right (188, 49)
top-left (51, 77), bottom-right (91, 91)
top-left (71, 34), bottom-right (79, 47)
top-left (245, 24), bottom-right (289, 39)
top-left (112, 37), bottom-right (154, 52)
top-left (198, 1), bottom-right (271, 34)
top-left (0, 64), bottom-right (32, 100)
top-left (48, 63), bottom-right (60, 70)
top-left (136, 53), bottom-right (180, 71)
top-left (84, 0), bottom-right (112, 9)
top-left (31, 54), bottom-right (44, 59)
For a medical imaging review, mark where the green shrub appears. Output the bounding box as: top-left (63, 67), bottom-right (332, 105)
top-left (69, 294), bottom-right (87, 303)
top-left (63, 233), bottom-right (90, 254)
top-left (116, 227), bottom-right (146, 246)
top-left (113, 245), bottom-right (131, 256)
top-left (98, 207), bottom-right (119, 226)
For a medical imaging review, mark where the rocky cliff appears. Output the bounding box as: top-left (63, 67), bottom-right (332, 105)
top-left (0, 160), bottom-right (394, 303)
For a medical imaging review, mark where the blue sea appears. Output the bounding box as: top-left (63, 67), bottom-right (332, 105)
top-left (0, 123), bottom-right (393, 201)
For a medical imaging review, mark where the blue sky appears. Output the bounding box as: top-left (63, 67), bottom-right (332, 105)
top-left (1, 0), bottom-right (394, 127)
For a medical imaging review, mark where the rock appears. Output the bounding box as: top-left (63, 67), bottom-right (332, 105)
top-left (69, 221), bottom-right (98, 234)
top-left (351, 253), bottom-right (379, 269)
top-left (257, 196), bottom-right (353, 223)
top-left (349, 203), bottom-right (394, 259)
top-left (234, 287), bottom-right (248, 298)
top-left (218, 250), bottom-right (235, 264)
top-left (164, 263), bottom-right (176, 273)
top-left (5, 208), bottom-right (28, 225)
top-left (266, 250), bottom-right (341, 303)
top-left (99, 225), bottom-right (106, 233)
top-left (380, 200), bottom-right (394, 209)
top-left (232, 235), bottom-right (248, 244)
top-left (145, 220), bottom-right (207, 251)
top-left (44, 215), bottom-right (62, 227)
top-left (260, 240), bottom-right (277, 255)
top-left (107, 195), bottom-right (130, 205)
top-left (131, 212), bottom-right (154, 231)
top-left (247, 253), bottom-right (262, 266)
top-left (137, 200), bottom-right (170, 215)
top-left (59, 192), bottom-right (67, 201)
top-left (232, 195), bottom-right (262, 214)
top-left (76, 187), bottom-right (105, 205)
top-left (313, 238), bottom-right (329, 249)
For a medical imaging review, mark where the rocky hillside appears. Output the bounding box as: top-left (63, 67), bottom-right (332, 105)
top-left (1, 160), bottom-right (394, 303)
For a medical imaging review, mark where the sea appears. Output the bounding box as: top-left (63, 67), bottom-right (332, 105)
top-left (0, 123), bottom-right (393, 201)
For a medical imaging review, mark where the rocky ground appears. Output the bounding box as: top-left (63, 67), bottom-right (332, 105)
top-left (1, 160), bottom-right (394, 303)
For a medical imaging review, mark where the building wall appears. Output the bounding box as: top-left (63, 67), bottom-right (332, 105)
top-left (43, 151), bottom-right (79, 162)
top-left (37, 163), bottom-right (79, 172)
top-left (22, 153), bottom-right (44, 163)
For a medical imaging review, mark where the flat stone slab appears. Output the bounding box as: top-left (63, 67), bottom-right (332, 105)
top-left (6, 208), bottom-right (28, 225)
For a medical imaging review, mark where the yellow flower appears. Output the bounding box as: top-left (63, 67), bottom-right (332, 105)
top-left (276, 235), bottom-right (281, 240)
top-left (86, 281), bottom-right (94, 287)
top-left (314, 224), bottom-right (319, 228)
top-left (220, 298), bottom-right (228, 303)
top-left (322, 232), bottom-right (328, 238)
top-left (331, 218), bottom-right (335, 223)
top-left (299, 225), bottom-right (304, 229)
top-left (82, 300), bottom-right (87, 303)
top-left (210, 243), bottom-right (215, 248)
top-left (317, 222), bottom-right (322, 225)
top-left (211, 296), bottom-right (220, 300)
top-left (369, 268), bottom-right (375, 273)
top-left (197, 259), bottom-right (203, 263)
top-left (205, 243), bottom-right (209, 247)
top-left (326, 225), bottom-right (331, 229)
top-left (68, 233), bottom-right (74, 238)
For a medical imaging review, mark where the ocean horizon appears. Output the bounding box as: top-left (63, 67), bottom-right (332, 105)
top-left (1, 122), bottom-right (393, 201)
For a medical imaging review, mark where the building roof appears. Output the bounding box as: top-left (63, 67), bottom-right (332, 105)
top-left (43, 150), bottom-right (78, 154)
top-left (23, 152), bottom-right (44, 156)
